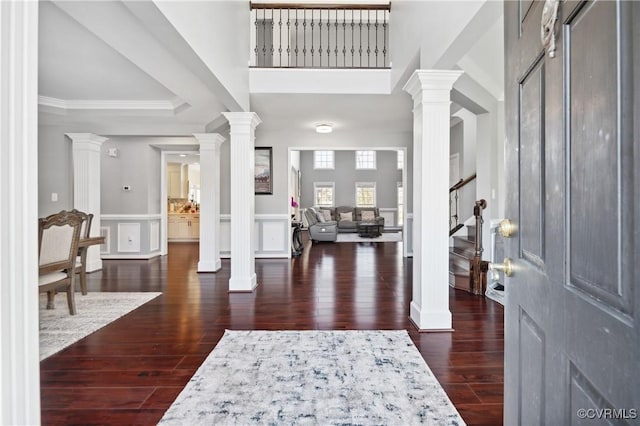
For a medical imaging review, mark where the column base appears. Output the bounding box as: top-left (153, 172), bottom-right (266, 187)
top-left (410, 301), bottom-right (453, 331)
top-left (198, 259), bottom-right (222, 273)
top-left (229, 273), bottom-right (257, 292)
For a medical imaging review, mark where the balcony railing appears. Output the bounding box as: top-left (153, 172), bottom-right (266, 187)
top-left (250, 3), bottom-right (391, 68)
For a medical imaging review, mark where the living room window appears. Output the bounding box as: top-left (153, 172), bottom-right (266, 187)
top-left (314, 151), bottom-right (335, 169)
top-left (314, 182), bottom-right (335, 206)
top-left (397, 150), bottom-right (404, 170)
top-left (355, 150), bottom-right (376, 169)
top-left (356, 182), bottom-right (376, 207)
top-left (397, 182), bottom-right (404, 226)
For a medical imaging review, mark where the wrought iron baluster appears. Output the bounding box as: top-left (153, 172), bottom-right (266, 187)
top-left (367, 10), bottom-right (371, 67)
top-left (270, 10), bottom-right (275, 62)
top-left (342, 10), bottom-right (347, 67)
top-left (359, 10), bottom-right (363, 67)
top-left (310, 10), bottom-right (314, 67)
top-left (262, 9), bottom-right (267, 66)
top-left (278, 9), bottom-right (282, 67)
top-left (253, 10), bottom-right (259, 66)
top-left (350, 10), bottom-right (355, 68)
top-left (319, 9), bottom-right (322, 67)
top-left (302, 9), bottom-right (307, 67)
top-left (286, 9), bottom-right (290, 67)
top-left (383, 11), bottom-right (387, 67)
top-left (374, 10), bottom-right (379, 68)
top-left (334, 10), bottom-right (339, 67)
top-left (327, 9), bottom-right (331, 62)
top-left (295, 10), bottom-right (299, 67)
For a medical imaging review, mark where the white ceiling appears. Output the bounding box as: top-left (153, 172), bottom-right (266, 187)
top-left (37, 1), bottom-right (503, 135)
top-left (39, 1), bottom-right (175, 101)
top-left (250, 93), bottom-right (413, 133)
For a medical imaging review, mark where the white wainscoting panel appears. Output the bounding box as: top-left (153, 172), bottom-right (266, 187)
top-left (262, 221), bottom-right (287, 252)
top-left (379, 208), bottom-right (397, 228)
top-left (150, 221), bottom-right (160, 251)
top-left (220, 214), bottom-right (289, 258)
top-left (117, 223), bottom-right (141, 253)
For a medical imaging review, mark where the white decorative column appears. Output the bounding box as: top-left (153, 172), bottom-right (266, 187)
top-left (403, 70), bottom-right (463, 331)
top-left (67, 133), bottom-right (108, 272)
top-left (194, 133), bottom-right (225, 272)
top-left (0, 1), bottom-right (41, 424)
top-left (222, 112), bottom-right (261, 292)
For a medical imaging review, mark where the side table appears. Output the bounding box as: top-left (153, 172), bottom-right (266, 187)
top-left (291, 222), bottom-right (304, 257)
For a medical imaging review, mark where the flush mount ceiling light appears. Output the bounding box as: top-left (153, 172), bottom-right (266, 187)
top-left (315, 124), bottom-right (333, 134)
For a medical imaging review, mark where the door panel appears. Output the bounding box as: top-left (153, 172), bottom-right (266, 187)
top-left (567, 0), bottom-right (630, 313)
top-left (504, 1), bottom-right (639, 424)
top-left (519, 58), bottom-right (545, 267)
top-left (519, 309), bottom-right (545, 425)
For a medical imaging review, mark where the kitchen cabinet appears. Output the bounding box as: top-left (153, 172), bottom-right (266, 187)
top-left (168, 214), bottom-right (199, 241)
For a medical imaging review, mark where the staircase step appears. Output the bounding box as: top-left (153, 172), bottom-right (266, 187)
top-left (451, 245), bottom-right (474, 259)
top-left (449, 269), bottom-right (471, 291)
top-left (453, 236), bottom-right (475, 251)
top-left (449, 250), bottom-right (471, 271)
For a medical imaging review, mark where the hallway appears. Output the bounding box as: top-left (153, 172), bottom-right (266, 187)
top-left (40, 241), bottom-right (503, 425)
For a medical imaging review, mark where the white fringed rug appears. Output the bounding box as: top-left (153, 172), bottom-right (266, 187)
top-left (159, 330), bottom-right (465, 425)
top-left (39, 292), bottom-right (161, 360)
top-left (336, 231), bottom-right (403, 243)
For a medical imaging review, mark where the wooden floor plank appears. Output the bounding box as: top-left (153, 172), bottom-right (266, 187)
top-left (40, 241), bottom-right (504, 425)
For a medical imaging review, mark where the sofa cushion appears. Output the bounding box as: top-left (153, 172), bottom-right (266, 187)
top-left (339, 211), bottom-right (353, 222)
top-left (361, 210), bottom-right (375, 222)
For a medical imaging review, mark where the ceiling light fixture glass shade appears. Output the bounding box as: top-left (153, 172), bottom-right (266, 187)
top-left (315, 124), bottom-right (333, 134)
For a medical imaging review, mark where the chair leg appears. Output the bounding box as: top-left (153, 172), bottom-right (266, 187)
top-left (79, 268), bottom-right (87, 295)
top-left (46, 291), bottom-right (55, 309)
top-left (66, 286), bottom-right (77, 315)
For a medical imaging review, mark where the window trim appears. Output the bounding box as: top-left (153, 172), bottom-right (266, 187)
top-left (355, 150), bottom-right (377, 170)
top-left (313, 181), bottom-right (335, 207)
top-left (355, 181), bottom-right (377, 207)
top-left (313, 150), bottom-right (335, 170)
top-left (397, 150), bottom-right (404, 170)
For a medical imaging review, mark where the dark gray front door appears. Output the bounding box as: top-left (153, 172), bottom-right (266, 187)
top-left (504, 1), bottom-right (639, 424)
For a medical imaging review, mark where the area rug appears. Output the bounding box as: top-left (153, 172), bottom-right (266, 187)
top-left (336, 231), bottom-right (403, 243)
top-left (159, 330), bottom-right (465, 425)
top-left (39, 292), bottom-right (161, 360)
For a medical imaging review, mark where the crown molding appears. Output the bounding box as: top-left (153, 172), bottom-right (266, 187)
top-left (38, 96), bottom-right (188, 114)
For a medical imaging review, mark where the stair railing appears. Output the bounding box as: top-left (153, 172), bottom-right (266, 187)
top-left (470, 199), bottom-right (490, 295)
top-left (449, 173), bottom-right (476, 236)
top-left (250, 3), bottom-right (391, 68)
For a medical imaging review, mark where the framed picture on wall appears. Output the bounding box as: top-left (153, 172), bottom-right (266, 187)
top-left (255, 147), bottom-right (273, 195)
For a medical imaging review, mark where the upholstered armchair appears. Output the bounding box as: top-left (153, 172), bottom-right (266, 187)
top-left (39, 211), bottom-right (83, 315)
top-left (303, 208), bottom-right (338, 242)
top-left (70, 209), bottom-right (94, 295)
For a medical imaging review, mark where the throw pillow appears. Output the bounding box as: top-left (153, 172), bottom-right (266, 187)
top-left (339, 212), bottom-right (353, 222)
top-left (316, 209), bottom-right (326, 223)
top-left (322, 210), bottom-right (332, 221)
top-left (361, 210), bottom-right (375, 221)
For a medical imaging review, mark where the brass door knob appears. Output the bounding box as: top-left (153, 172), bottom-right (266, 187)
top-left (498, 219), bottom-right (517, 238)
top-left (489, 258), bottom-right (514, 277)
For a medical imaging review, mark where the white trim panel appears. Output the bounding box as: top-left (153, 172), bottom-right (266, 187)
top-left (117, 223), bottom-right (141, 253)
top-left (220, 214), bottom-right (289, 258)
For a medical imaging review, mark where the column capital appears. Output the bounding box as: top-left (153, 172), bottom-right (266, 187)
top-left (402, 70), bottom-right (464, 100)
top-left (67, 133), bottom-right (108, 150)
top-left (193, 133), bottom-right (225, 148)
top-left (222, 112), bottom-right (261, 129)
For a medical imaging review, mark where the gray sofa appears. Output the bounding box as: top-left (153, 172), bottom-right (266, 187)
top-left (305, 206), bottom-right (384, 235)
top-left (303, 208), bottom-right (338, 242)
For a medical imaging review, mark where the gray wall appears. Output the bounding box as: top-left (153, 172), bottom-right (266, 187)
top-left (101, 137), bottom-right (164, 215)
top-left (299, 150), bottom-right (402, 208)
top-left (254, 128), bottom-right (413, 215)
top-left (39, 125), bottom-right (74, 216)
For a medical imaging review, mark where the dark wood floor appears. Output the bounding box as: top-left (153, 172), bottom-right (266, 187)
top-left (40, 240), bottom-right (504, 425)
